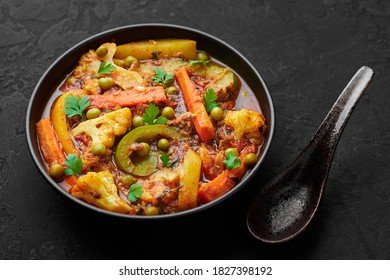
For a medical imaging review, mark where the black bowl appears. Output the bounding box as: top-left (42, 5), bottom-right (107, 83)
top-left (26, 23), bottom-right (275, 219)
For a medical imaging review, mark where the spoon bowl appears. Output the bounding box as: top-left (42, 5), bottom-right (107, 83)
top-left (247, 66), bottom-right (374, 243)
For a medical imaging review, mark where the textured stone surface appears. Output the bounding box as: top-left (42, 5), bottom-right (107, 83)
top-left (1, 0), bottom-right (390, 259)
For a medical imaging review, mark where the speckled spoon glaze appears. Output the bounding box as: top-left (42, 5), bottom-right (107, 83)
top-left (247, 66), bottom-right (374, 243)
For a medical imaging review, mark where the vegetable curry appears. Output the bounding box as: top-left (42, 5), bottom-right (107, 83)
top-left (36, 39), bottom-right (266, 215)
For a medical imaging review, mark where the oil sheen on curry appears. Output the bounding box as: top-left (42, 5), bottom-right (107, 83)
top-left (36, 39), bottom-right (266, 216)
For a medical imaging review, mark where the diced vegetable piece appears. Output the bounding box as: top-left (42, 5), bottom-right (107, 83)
top-left (224, 109), bottom-right (265, 139)
top-left (140, 59), bottom-right (238, 100)
top-left (140, 169), bottom-right (180, 205)
top-left (115, 39), bottom-right (197, 60)
top-left (115, 125), bottom-right (183, 174)
top-left (191, 62), bottom-right (239, 100)
top-left (37, 118), bottom-right (66, 165)
top-left (36, 118), bottom-right (77, 186)
top-left (71, 171), bottom-right (134, 214)
top-left (50, 91), bottom-right (80, 156)
top-left (71, 108), bottom-right (132, 148)
top-left (74, 43), bottom-right (145, 90)
top-left (140, 58), bottom-right (188, 77)
top-left (175, 67), bottom-right (215, 142)
top-left (87, 86), bottom-right (168, 109)
top-left (198, 146), bottom-right (255, 203)
top-left (178, 149), bottom-right (202, 211)
top-left (131, 153), bottom-right (158, 177)
top-left (199, 146), bottom-right (224, 181)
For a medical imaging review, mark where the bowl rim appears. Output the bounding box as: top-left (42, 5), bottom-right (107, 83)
top-left (26, 23), bottom-right (275, 219)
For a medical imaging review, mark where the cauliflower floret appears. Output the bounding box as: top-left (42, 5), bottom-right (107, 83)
top-left (71, 108), bottom-right (132, 148)
top-left (224, 109), bottom-right (265, 139)
top-left (74, 43), bottom-right (145, 90)
top-left (71, 171), bottom-right (134, 214)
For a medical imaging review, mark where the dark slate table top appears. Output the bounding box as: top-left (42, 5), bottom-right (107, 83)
top-left (1, 0), bottom-right (390, 259)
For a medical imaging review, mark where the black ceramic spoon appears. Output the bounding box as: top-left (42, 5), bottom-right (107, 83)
top-left (247, 66), bottom-right (374, 243)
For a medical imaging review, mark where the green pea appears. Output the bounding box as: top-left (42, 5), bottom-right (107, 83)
top-left (86, 108), bottom-right (101, 120)
top-left (132, 116), bottom-right (145, 128)
top-left (96, 46), bottom-right (108, 57)
top-left (92, 143), bottom-right (107, 155)
top-left (157, 138), bottom-right (170, 151)
top-left (136, 142), bottom-right (150, 158)
top-left (210, 106), bottom-right (223, 121)
top-left (166, 86), bottom-right (179, 95)
top-left (124, 56), bottom-right (138, 68)
top-left (197, 52), bottom-right (210, 62)
top-left (244, 153), bottom-right (258, 167)
top-left (144, 206), bottom-right (159, 216)
top-left (225, 148), bottom-right (239, 157)
top-left (121, 174), bottom-right (136, 186)
top-left (162, 107), bottom-right (175, 120)
top-left (49, 163), bottom-right (64, 180)
top-left (98, 77), bottom-right (113, 90)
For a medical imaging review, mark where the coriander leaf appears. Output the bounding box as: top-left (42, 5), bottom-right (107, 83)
top-left (223, 151), bottom-right (241, 171)
top-left (127, 182), bottom-right (144, 202)
top-left (142, 103), bottom-right (160, 124)
top-left (154, 116), bottom-right (167, 124)
top-left (160, 153), bottom-right (172, 167)
top-left (142, 103), bottom-right (167, 125)
top-left (98, 61), bottom-right (115, 75)
top-left (152, 68), bottom-right (174, 88)
top-left (63, 154), bottom-right (83, 175)
top-left (64, 96), bottom-right (91, 118)
top-left (189, 59), bottom-right (211, 65)
top-left (203, 88), bottom-right (219, 112)
top-left (79, 96), bottom-right (91, 112)
top-left (165, 73), bottom-right (174, 81)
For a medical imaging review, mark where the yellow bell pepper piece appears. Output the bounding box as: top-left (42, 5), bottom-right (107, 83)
top-left (50, 90), bottom-right (80, 156)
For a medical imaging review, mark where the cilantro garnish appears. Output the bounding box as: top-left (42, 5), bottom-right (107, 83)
top-left (203, 88), bottom-right (219, 113)
top-left (63, 96), bottom-right (91, 118)
top-left (127, 182), bottom-right (144, 202)
top-left (98, 61), bottom-right (115, 75)
top-left (189, 59), bottom-right (211, 65)
top-left (142, 103), bottom-right (167, 125)
top-left (223, 151), bottom-right (241, 171)
top-left (152, 68), bottom-right (174, 88)
top-left (63, 154), bottom-right (83, 176)
top-left (160, 153), bottom-right (172, 167)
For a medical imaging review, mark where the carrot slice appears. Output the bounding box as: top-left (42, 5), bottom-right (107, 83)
top-left (88, 86), bottom-right (168, 109)
top-left (37, 118), bottom-right (66, 164)
top-left (198, 145), bottom-right (255, 203)
top-left (175, 67), bottom-right (215, 142)
top-left (36, 118), bottom-right (77, 186)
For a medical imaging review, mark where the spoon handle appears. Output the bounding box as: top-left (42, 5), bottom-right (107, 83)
top-left (310, 66), bottom-right (374, 155)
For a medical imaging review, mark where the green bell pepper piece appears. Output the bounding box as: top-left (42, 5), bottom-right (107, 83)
top-left (115, 125), bottom-right (183, 175)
